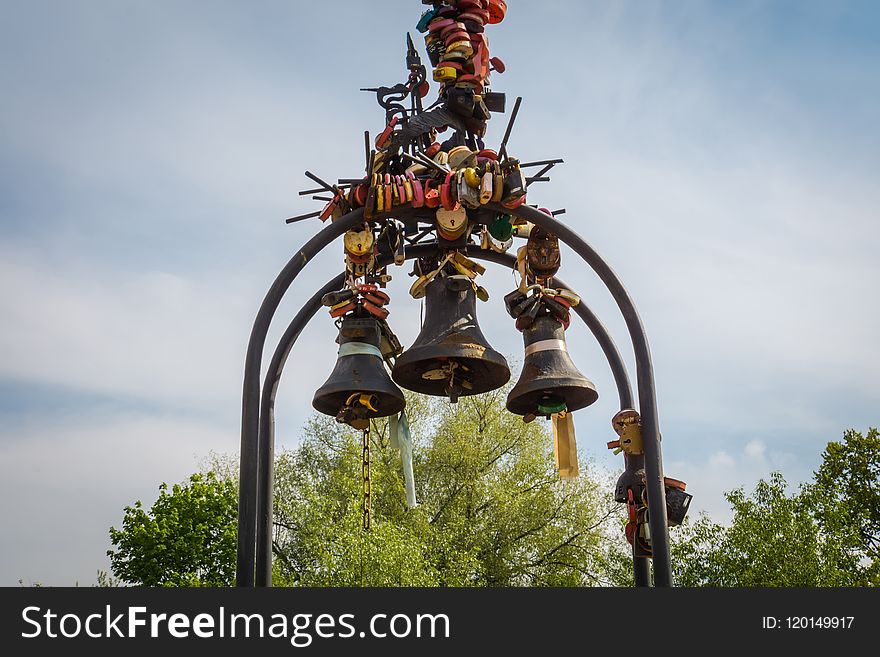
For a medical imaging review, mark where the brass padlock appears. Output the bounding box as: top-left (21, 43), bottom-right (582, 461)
top-left (344, 226), bottom-right (374, 258)
top-left (436, 206), bottom-right (468, 240)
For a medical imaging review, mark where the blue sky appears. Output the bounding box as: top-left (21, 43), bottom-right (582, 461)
top-left (1, 0), bottom-right (878, 585)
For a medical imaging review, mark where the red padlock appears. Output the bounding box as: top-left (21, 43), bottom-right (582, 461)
top-left (396, 175), bottom-right (407, 205)
top-left (487, 0), bottom-right (507, 24)
top-left (362, 300), bottom-right (389, 320)
top-left (428, 17), bottom-right (455, 33)
top-left (354, 184), bottom-right (368, 207)
top-left (501, 195), bottom-right (527, 210)
top-left (425, 141), bottom-right (442, 158)
top-left (424, 180), bottom-right (441, 209)
top-left (375, 116), bottom-right (398, 149)
top-left (330, 301), bottom-right (357, 318)
top-left (408, 172), bottom-right (425, 208)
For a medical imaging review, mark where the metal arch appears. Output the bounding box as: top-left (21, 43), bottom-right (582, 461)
top-left (496, 203), bottom-right (672, 587)
top-left (237, 206), bottom-right (367, 586)
top-left (253, 243), bottom-right (649, 587)
top-left (238, 204), bottom-right (670, 586)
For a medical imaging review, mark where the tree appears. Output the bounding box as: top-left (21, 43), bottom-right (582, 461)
top-left (805, 427), bottom-right (880, 584)
top-left (107, 471), bottom-right (237, 586)
top-left (270, 388), bottom-right (624, 586)
top-left (672, 428), bottom-right (880, 587)
top-left (672, 472), bottom-right (854, 586)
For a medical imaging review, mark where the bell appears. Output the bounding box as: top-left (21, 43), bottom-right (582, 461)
top-left (392, 275), bottom-right (510, 401)
top-left (507, 314), bottom-right (598, 416)
top-left (313, 315), bottom-right (406, 424)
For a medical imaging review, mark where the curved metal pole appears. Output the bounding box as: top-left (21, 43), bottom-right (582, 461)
top-left (472, 247), bottom-right (652, 588)
top-left (237, 206), bottom-right (367, 586)
top-left (498, 203), bottom-right (672, 586)
top-left (255, 274), bottom-right (346, 586)
top-left (255, 243), bottom-right (649, 586)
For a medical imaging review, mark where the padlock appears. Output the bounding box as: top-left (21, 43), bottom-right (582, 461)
top-left (319, 196), bottom-right (338, 222)
top-left (322, 289), bottom-right (356, 307)
top-left (375, 116), bottom-right (398, 149)
top-left (330, 301), bottom-right (357, 318)
top-left (543, 296), bottom-right (571, 324)
top-left (436, 206), bottom-right (468, 241)
top-left (447, 145), bottom-right (475, 170)
top-left (457, 169), bottom-right (481, 209)
top-left (447, 39), bottom-right (474, 57)
top-left (487, 0), bottom-right (507, 24)
top-left (396, 175), bottom-right (406, 205)
top-left (416, 7), bottom-right (440, 33)
top-left (463, 167), bottom-right (481, 188)
top-left (458, 11), bottom-right (486, 26)
top-left (354, 184), bottom-right (368, 207)
top-left (458, 0), bottom-right (484, 11)
top-left (425, 141), bottom-right (442, 158)
top-left (428, 17), bottom-right (455, 34)
top-left (424, 180), bottom-right (441, 209)
top-left (375, 184), bottom-right (384, 215)
top-left (512, 292), bottom-right (539, 319)
top-left (501, 194), bottom-right (527, 210)
top-left (363, 290), bottom-right (390, 306)
top-left (504, 289), bottom-right (528, 318)
top-left (475, 285), bottom-right (489, 302)
top-left (362, 299), bottom-right (389, 320)
top-left (440, 172), bottom-right (458, 210)
top-left (344, 226), bottom-right (374, 257)
top-left (515, 297), bottom-right (542, 331)
top-left (402, 176), bottom-right (414, 203)
top-left (479, 171), bottom-right (493, 204)
top-left (433, 65), bottom-right (459, 83)
top-left (447, 85), bottom-right (476, 118)
top-left (364, 186), bottom-right (377, 220)
top-left (448, 250), bottom-right (485, 278)
top-left (502, 166), bottom-right (526, 203)
top-left (550, 289), bottom-right (581, 307)
top-left (409, 172), bottom-right (425, 208)
top-left (433, 150), bottom-right (450, 167)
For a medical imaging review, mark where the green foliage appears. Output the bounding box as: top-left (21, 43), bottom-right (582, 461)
top-left (672, 473), bottom-right (849, 586)
top-left (673, 427), bottom-right (880, 587)
top-left (805, 427), bottom-right (880, 584)
top-left (271, 389), bottom-right (622, 586)
top-left (107, 471), bottom-right (238, 586)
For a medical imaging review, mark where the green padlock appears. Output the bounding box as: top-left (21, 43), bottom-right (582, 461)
top-left (489, 214), bottom-right (514, 241)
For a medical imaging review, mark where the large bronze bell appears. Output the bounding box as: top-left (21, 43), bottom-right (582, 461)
top-left (507, 314), bottom-right (598, 416)
top-left (313, 315), bottom-right (406, 425)
top-left (392, 275), bottom-right (510, 401)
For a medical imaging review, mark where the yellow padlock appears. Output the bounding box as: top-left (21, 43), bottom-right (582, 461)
top-left (344, 226), bottom-right (374, 257)
top-left (375, 185), bottom-right (384, 213)
top-left (433, 66), bottom-right (458, 83)
top-left (446, 40), bottom-right (474, 58)
top-left (463, 167), bottom-right (481, 189)
top-left (553, 289), bottom-right (581, 307)
top-left (403, 177), bottom-right (414, 203)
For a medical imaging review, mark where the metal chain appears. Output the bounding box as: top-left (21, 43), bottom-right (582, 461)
top-left (362, 426), bottom-right (372, 531)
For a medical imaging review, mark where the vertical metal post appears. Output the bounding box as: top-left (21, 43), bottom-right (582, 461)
top-left (505, 203), bottom-right (673, 586)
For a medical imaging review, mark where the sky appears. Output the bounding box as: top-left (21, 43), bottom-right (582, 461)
top-left (1, 0), bottom-right (878, 586)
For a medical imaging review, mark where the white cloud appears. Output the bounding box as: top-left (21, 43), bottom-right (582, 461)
top-left (0, 411), bottom-right (234, 586)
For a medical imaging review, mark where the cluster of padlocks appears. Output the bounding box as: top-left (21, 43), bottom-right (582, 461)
top-left (293, 0), bottom-right (690, 551)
